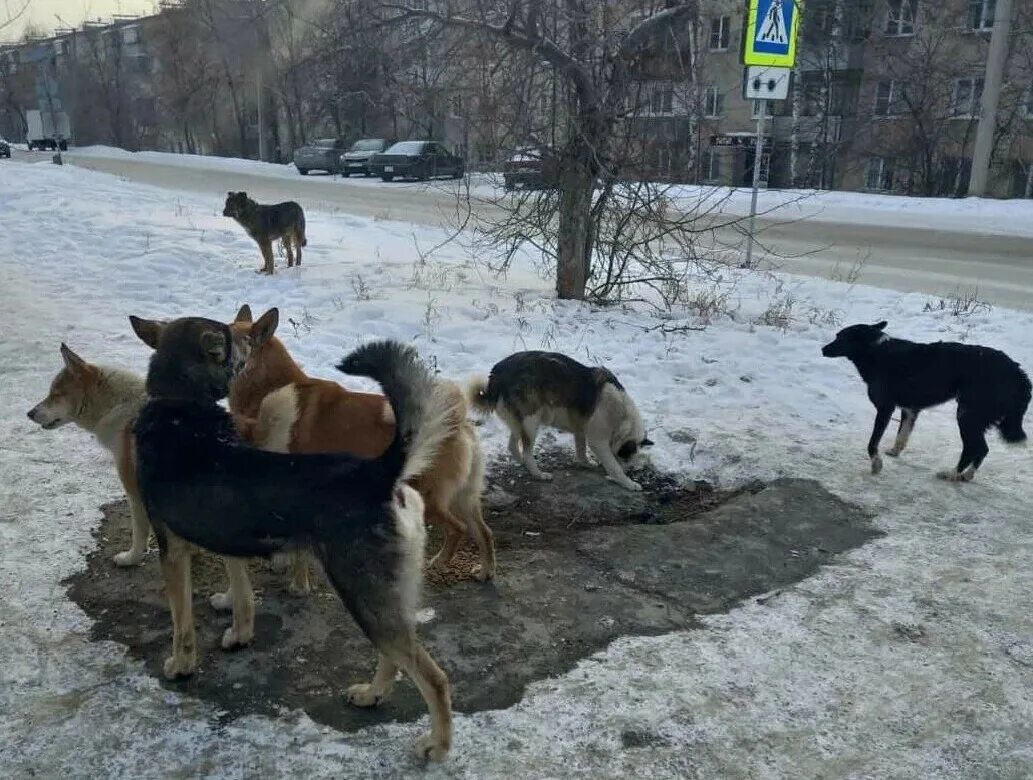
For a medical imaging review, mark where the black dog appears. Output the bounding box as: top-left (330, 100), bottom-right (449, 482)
top-left (133, 317), bottom-right (455, 761)
top-left (822, 321), bottom-right (1030, 480)
top-left (223, 191), bottom-right (306, 274)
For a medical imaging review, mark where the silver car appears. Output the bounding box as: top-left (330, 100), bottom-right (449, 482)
top-left (338, 138), bottom-right (391, 177)
top-left (293, 138), bottom-right (345, 175)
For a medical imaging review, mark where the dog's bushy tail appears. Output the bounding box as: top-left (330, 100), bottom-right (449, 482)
top-left (466, 376), bottom-right (496, 416)
top-left (297, 210), bottom-right (308, 247)
top-left (337, 341), bottom-right (456, 488)
top-left (997, 369), bottom-right (1031, 445)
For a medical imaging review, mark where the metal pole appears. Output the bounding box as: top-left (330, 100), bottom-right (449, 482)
top-left (968, 0), bottom-right (1013, 197)
top-left (744, 103), bottom-right (765, 268)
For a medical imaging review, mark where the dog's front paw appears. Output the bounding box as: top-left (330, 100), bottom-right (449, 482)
top-left (472, 564), bottom-right (494, 582)
top-left (209, 591), bottom-right (233, 611)
top-left (870, 455), bottom-right (883, 475)
top-left (884, 447), bottom-right (903, 458)
top-left (414, 734), bottom-right (450, 762)
top-left (221, 625), bottom-right (253, 650)
top-left (574, 457), bottom-right (593, 469)
top-left (113, 549), bottom-right (144, 567)
top-left (937, 468), bottom-right (974, 482)
top-left (530, 470), bottom-right (553, 481)
top-left (345, 683), bottom-right (383, 708)
top-left (163, 653), bottom-right (196, 680)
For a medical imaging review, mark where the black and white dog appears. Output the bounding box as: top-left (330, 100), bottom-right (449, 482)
top-left (822, 321), bottom-right (1031, 481)
top-left (468, 351), bottom-right (652, 491)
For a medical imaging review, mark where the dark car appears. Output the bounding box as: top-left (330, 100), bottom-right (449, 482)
top-left (368, 141), bottom-right (465, 182)
top-left (338, 138), bottom-right (392, 177)
top-left (293, 138), bottom-right (345, 175)
top-left (0, 137), bottom-right (10, 158)
top-left (503, 146), bottom-right (560, 191)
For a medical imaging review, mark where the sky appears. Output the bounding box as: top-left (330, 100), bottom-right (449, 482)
top-left (2, 0), bottom-right (156, 41)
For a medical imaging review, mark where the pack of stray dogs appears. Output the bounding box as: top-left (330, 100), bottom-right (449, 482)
top-left (24, 193), bottom-right (1032, 763)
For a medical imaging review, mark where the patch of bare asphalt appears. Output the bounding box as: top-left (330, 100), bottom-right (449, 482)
top-left (64, 449), bottom-right (879, 732)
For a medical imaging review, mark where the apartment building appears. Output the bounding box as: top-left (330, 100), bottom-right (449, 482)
top-left (632, 0), bottom-right (1033, 196)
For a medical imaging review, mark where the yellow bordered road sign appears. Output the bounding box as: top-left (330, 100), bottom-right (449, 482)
top-left (743, 0), bottom-right (802, 68)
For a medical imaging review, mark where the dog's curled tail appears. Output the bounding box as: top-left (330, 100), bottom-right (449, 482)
top-left (337, 340), bottom-right (457, 487)
top-left (466, 376), bottom-right (496, 416)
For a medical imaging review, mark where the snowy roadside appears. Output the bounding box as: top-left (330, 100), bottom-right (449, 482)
top-left (63, 144), bottom-right (1033, 238)
top-left (1, 159), bottom-right (1032, 778)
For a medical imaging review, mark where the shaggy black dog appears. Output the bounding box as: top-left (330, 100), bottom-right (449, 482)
top-left (132, 316), bottom-right (455, 761)
top-left (822, 321), bottom-right (1030, 481)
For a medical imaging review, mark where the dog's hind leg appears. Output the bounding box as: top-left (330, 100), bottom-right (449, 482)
top-left (886, 409), bottom-right (919, 457)
top-left (284, 237), bottom-right (295, 268)
top-left (462, 497), bottom-right (495, 581)
top-left (293, 229), bottom-right (302, 266)
top-left (219, 557), bottom-right (255, 649)
top-left (938, 407), bottom-right (990, 482)
top-left (258, 240), bottom-right (275, 274)
top-left (387, 634), bottom-right (453, 761)
top-left (867, 404), bottom-right (894, 474)
top-left (519, 416), bottom-right (552, 481)
top-left (424, 500), bottom-right (467, 571)
top-left (158, 531), bottom-right (197, 678)
top-left (287, 551), bottom-right (311, 596)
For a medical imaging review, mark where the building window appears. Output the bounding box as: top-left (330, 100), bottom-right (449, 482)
top-left (866, 156), bottom-right (895, 191)
top-left (710, 16), bottom-right (730, 51)
top-left (885, 0), bottom-right (915, 36)
top-left (874, 80), bottom-right (905, 117)
top-left (704, 86), bottom-right (723, 118)
top-left (650, 82), bottom-right (674, 114)
top-left (952, 77), bottom-right (984, 118)
top-left (704, 148), bottom-right (722, 181)
top-left (751, 99), bottom-right (775, 119)
top-left (657, 147), bottom-right (672, 175)
top-left (968, 0), bottom-right (995, 30)
top-left (122, 25), bottom-right (139, 45)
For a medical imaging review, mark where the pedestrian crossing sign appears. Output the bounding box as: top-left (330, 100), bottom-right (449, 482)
top-left (743, 0), bottom-right (802, 68)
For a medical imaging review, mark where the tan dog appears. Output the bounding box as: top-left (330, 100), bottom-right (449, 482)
top-left (229, 305), bottom-right (495, 584)
top-left (27, 344), bottom-right (151, 567)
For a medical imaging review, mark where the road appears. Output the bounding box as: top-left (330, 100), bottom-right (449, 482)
top-left (16, 148), bottom-right (1033, 310)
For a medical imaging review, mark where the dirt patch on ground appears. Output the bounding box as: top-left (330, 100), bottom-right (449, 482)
top-left (65, 451), bottom-right (879, 732)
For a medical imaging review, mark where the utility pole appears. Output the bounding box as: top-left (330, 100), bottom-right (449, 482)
top-left (968, 0), bottom-right (1013, 197)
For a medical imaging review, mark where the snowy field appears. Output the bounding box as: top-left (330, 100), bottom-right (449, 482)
top-left (68, 144), bottom-right (1033, 237)
top-left (1, 158), bottom-right (1033, 778)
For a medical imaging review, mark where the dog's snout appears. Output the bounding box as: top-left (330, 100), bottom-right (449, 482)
top-left (26, 407), bottom-right (38, 421)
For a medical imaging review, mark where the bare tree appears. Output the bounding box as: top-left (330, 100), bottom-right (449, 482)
top-left (379, 1), bottom-right (700, 301)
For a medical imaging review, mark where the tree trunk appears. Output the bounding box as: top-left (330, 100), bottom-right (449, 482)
top-left (1025, 160), bottom-right (1033, 198)
top-left (790, 63), bottom-right (801, 186)
top-left (556, 158), bottom-right (595, 300)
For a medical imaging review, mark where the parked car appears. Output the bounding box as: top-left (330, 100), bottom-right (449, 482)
top-left (503, 146), bottom-right (559, 191)
top-left (368, 141), bottom-right (465, 182)
top-left (0, 137), bottom-right (10, 158)
top-left (293, 138), bottom-right (346, 175)
top-left (338, 138), bottom-right (392, 177)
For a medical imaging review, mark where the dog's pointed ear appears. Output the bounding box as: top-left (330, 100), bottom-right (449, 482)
top-left (200, 329), bottom-right (228, 363)
top-left (641, 437), bottom-right (654, 447)
top-left (129, 316), bottom-right (164, 350)
top-left (251, 308), bottom-right (279, 347)
top-left (234, 304), bottom-right (253, 323)
top-left (875, 321), bottom-right (888, 330)
top-left (60, 343), bottom-right (88, 375)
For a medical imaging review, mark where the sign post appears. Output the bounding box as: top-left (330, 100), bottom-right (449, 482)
top-left (740, 0), bottom-right (802, 268)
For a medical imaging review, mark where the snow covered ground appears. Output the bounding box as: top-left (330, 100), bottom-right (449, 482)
top-left (2, 158), bottom-right (1033, 778)
top-left (67, 144), bottom-right (1033, 237)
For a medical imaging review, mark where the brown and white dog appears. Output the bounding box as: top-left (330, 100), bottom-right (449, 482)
top-left (225, 305), bottom-right (496, 584)
top-left (26, 344), bottom-right (151, 567)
